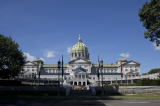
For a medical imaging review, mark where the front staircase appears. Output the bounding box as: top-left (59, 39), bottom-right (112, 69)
top-left (70, 90), bottom-right (92, 96)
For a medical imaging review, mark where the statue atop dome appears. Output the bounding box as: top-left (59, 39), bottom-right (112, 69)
top-left (78, 34), bottom-right (82, 43)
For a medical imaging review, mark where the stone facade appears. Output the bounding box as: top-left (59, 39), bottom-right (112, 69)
top-left (21, 35), bottom-right (142, 86)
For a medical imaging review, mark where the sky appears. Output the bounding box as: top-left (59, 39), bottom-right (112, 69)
top-left (0, 0), bottom-right (160, 74)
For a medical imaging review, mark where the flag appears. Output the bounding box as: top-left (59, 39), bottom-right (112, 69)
top-left (62, 55), bottom-right (63, 77)
top-left (97, 55), bottom-right (100, 79)
top-left (120, 61), bottom-right (123, 78)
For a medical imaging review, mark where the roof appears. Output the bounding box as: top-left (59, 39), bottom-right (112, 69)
top-left (117, 57), bottom-right (127, 62)
top-left (33, 58), bottom-right (43, 62)
top-left (90, 73), bottom-right (122, 75)
top-left (93, 64), bottom-right (118, 67)
top-left (72, 42), bottom-right (88, 51)
top-left (43, 64), bottom-right (67, 67)
top-left (37, 73), bottom-right (70, 75)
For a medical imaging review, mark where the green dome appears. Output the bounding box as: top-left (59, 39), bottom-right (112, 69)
top-left (72, 42), bottom-right (88, 51)
top-left (117, 57), bottom-right (127, 62)
top-left (33, 58), bottom-right (43, 62)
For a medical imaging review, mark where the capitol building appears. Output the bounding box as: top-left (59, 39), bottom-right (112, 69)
top-left (22, 35), bottom-right (143, 86)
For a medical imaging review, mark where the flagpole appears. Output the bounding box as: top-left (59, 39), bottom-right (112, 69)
top-left (62, 55), bottom-right (63, 87)
top-left (98, 55), bottom-right (100, 86)
top-left (120, 61), bottom-right (122, 84)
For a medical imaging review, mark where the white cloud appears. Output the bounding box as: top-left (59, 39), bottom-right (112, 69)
top-left (119, 52), bottom-right (130, 58)
top-left (44, 51), bottom-right (55, 58)
top-left (152, 43), bottom-right (160, 51)
top-left (23, 52), bottom-right (44, 61)
top-left (67, 47), bottom-right (72, 53)
top-left (40, 58), bottom-right (44, 61)
top-left (23, 52), bottom-right (36, 61)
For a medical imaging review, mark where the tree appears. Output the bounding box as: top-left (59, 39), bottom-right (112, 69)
top-left (148, 68), bottom-right (160, 74)
top-left (0, 34), bottom-right (26, 79)
top-left (142, 73), bottom-right (148, 75)
top-left (138, 0), bottom-right (160, 46)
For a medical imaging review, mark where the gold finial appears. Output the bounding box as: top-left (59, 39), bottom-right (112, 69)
top-left (79, 34), bottom-right (80, 39)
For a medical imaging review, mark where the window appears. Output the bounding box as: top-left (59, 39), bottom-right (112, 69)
top-left (75, 75), bottom-right (77, 78)
top-left (130, 66), bottom-right (132, 68)
top-left (32, 69), bottom-right (34, 71)
top-left (27, 69), bottom-right (29, 71)
top-left (86, 69), bottom-right (88, 71)
top-left (82, 75), bottom-right (85, 78)
top-left (135, 66), bottom-right (137, 68)
top-left (79, 75), bottom-right (81, 78)
top-left (125, 69), bottom-right (128, 71)
top-left (135, 69), bottom-right (138, 71)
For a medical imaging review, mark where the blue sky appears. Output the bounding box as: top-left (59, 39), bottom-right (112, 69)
top-left (0, 0), bottom-right (160, 74)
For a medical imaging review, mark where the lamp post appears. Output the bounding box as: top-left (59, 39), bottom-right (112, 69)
top-left (100, 58), bottom-right (105, 95)
top-left (57, 59), bottom-right (61, 96)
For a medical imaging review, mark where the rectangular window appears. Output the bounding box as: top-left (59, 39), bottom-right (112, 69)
top-left (130, 66), bottom-right (132, 68)
top-left (135, 69), bottom-right (138, 71)
top-left (32, 69), bottom-right (34, 71)
top-left (125, 69), bottom-right (128, 71)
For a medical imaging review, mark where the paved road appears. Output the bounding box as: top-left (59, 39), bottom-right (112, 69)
top-left (0, 100), bottom-right (160, 106)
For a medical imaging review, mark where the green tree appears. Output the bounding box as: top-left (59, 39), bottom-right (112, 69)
top-left (0, 34), bottom-right (26, 79)
top-left (138, 0), bottom-right (160, 46)
top-left (142, 73), bottom-right (148, 75)
top-left (148, 68), bottom-right (160, 74)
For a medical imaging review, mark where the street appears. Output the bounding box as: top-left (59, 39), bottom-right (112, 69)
top-left (0, 100), bottom-right (160, 106)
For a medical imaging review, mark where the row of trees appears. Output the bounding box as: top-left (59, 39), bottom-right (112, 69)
top-left (142, 68), bottom-right (160, 75)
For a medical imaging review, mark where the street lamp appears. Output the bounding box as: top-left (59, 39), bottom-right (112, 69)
top-left (100, 58), bottom-right (105, 95)
top-left (126, 73), bottom-right (128, 85)
top-left (57, 59), bottom-right (61, 96)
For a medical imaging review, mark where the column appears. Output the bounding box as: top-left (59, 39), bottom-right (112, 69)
top-left (77, 81), bottom-right (79, 85)
top-left (111, 80), bottom-right (112, 85)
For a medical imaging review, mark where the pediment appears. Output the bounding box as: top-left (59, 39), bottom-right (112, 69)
top-left (69, 59), bottom-right (91, 64)
top-left (24, 61), bottom-right (37, 66)
top-left (123, 61), bottom-right (140, 65)
top-left (128, 62), bottom-right (136, 64)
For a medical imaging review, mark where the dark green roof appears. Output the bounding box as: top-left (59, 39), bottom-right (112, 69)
top-left (33, 58), bottom-right (43, 62)
top-left (117, 57), bottom-right (127, 62)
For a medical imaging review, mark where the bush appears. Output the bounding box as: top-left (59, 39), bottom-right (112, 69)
top-left (136, 79), bottom-right (160, 86)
